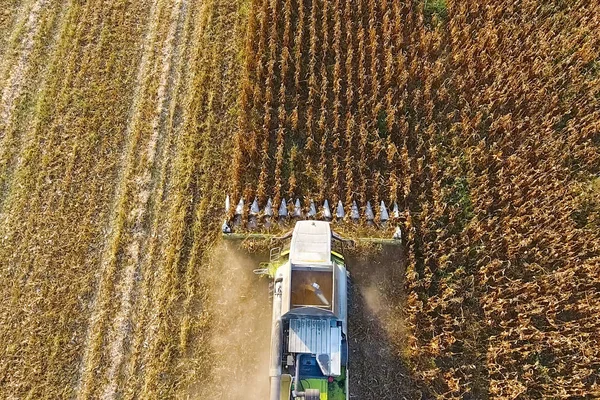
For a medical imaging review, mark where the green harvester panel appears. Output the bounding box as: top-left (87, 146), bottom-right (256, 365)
top-left (299, 379), bottom-right (328, 400)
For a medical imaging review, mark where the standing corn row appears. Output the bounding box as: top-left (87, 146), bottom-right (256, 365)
top-left (381, 0), bottom-right (397, 206)
top-left (327, 0), bottom-right (343, 201)
top-left (315, 0), bottom-right (330, 200)
top-left (254, 0), bottom-right (272, 202)
top-left (232, 0), bottom-right (262, 203)
top-left (368, 0), bottom-right (384, 206)
top-left (303, 0), bottom-right (319, 194)
top-left (356, 0), bottom-right (368, 206)
top-left (274, 0), bottom-right (292, 204)
top-left (342, 0), bottom-right (356, 205)
top-left (266, 0), bottom-right (280, 205)
top-left (391, 0), bottom-right (409, 207)
top-left (290, 0), bottom-right (305, 134)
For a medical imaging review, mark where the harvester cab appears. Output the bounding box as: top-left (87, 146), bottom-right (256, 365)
top-left (261, 220), bottom-right (349, 400)
top-left (222, 196), bottom-right (403, 400)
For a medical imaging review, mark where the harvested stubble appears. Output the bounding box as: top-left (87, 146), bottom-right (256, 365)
top-left (0, 0), bottom-right (246, 398)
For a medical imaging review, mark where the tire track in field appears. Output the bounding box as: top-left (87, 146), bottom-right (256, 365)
top-left (0, 0), bottom-right (69, 213)
top-left (75, 0), bottom-right (162, 397)
top-left (136, 2), bottom-right (228, 395)
top-left (100, 0), bottom-right (189, 397)
top-left (120, 2), bottom-right (214, 397)
top-left (0, 0), bottom-right (49, 141)
top-left (119, 0), bottom-right (203, 394)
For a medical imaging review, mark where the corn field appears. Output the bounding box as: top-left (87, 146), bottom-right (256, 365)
top-left (231, 0), bottom-right (600, 397)
top-left (0, 0), bottom-right (599, 398)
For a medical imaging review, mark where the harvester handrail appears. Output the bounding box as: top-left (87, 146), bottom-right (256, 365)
top-left (222, 232), bottom-right (402, 245)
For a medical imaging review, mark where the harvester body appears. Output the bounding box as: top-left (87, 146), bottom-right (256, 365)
top-left (222, 195), bottom-right (403, 398)
top-left (266, 221), bottom-right (349, 400)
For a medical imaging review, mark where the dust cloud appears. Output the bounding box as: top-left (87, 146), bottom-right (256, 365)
top-left (193, 241), bottom-right (272, 399)
top-left (190, 242), bottom-right (422, 399)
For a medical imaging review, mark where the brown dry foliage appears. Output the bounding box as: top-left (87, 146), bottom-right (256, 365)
top-left (232, 0), bottom-right (600, 397)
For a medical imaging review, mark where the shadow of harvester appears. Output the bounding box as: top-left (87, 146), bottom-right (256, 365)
top-left (347, 245), bottom-right (430, 400)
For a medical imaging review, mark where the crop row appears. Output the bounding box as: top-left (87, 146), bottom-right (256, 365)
top-left (231, 0), bottom-right (600, 397)
top-left (0, 0), bottom-right (247, 398)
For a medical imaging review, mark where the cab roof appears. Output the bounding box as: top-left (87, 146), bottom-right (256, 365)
top-left (289, 221), bottom-right (332, 266)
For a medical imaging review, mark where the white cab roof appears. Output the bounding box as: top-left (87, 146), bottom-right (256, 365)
top-left (289, 221), bottom-right (332, 265)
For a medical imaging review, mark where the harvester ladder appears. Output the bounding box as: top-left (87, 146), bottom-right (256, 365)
top-left (269, 246), bottom-right (281, 263)
top-left (253, 246), bottom-right (282, 277)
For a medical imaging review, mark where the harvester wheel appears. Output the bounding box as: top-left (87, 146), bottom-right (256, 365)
top-left (305, 389), bottom-right (320, 400)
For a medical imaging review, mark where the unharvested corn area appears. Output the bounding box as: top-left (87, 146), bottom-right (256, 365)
top-left (231, 0), bottom-right (600, 398)
top-left (0, 0), bottom-right (598, 399)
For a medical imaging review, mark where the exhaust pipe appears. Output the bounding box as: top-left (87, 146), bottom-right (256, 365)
top-left (292, 353), bottom-right (305, 398)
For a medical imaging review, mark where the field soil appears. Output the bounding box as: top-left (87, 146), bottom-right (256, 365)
top-left (191, 242), bottom-right (272, 400)
top-left (347, 246), bottom-right (430, 399)
top-left (195, 241), bottom-right (423, 399)
top-left (347, 246), bottom-right (423, 399)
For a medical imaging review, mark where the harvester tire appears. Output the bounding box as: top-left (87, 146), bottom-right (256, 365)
top-left (305, 389), bottom-right (320, 400)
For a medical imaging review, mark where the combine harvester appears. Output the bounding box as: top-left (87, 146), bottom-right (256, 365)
top-left (222, 196), bottom-right (402, 400)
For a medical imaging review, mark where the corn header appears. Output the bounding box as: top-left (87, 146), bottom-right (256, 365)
top-left (222, 195), bottom-right (403, 244)
top-left (220, 195), bottom-right (404, 399)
